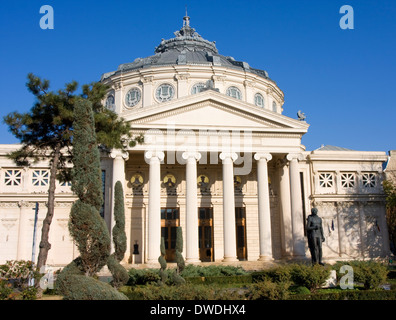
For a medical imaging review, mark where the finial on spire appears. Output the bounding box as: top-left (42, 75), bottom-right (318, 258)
top-left (183, 5), bottom-right (190, 27)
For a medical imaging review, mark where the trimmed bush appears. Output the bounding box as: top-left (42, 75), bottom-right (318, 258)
top-left (289, 263), bottom-right (331, 292)
top-left (181, 265), bottom-right (248, 278)
top-left (58, 273), bottom-right (128, 300)
top-left (332, 260), bottom-right (388, 290)
top-left (252, 265), bottom-right (292, 284)
top-left (249, 279), bottom-right (291, 300)
top-left (127, 268), bottom-right (161, 286)
top-left (120, 283), bottom-right (246, 300)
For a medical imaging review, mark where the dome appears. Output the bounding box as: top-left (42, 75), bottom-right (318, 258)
top-left (103, 15), bottom-right (271, 82)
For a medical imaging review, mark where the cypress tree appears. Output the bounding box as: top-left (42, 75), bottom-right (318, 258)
top-left (173, 227), bottom-right (186, 285)
top-left (69, 97), bottom-right (110, 275)
top-left (175, 227), bottom-right (185, 274)
top-left (158, 237), bottom-right (168, 284)
top-left (56, 97), bottom-right (126, 299)
top-left (107, 181), bottom-right (129, 288)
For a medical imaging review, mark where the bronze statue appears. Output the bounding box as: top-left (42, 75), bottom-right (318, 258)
top-left (306, 208), bottom-right (325, 265)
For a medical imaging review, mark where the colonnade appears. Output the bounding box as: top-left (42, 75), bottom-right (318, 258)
top-left (110, 150), bottom-right (306, 263)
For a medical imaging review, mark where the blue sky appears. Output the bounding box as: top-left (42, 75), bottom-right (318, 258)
top-left (0, 0), bottom-right (395, 152)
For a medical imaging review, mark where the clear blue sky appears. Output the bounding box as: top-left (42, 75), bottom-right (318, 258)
top-left (0, 0), bottom-right (395, 152)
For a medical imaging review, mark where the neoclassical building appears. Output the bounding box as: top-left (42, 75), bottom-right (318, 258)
top-left (0, 16), bottom-right (391, 266)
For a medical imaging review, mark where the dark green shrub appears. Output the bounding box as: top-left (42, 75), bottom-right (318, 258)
top-left (252, 265), bottom-right (292, 284)
top-left (20, 286), bottom-right (37, 300)
top-left (120, 283), bottom-right (245, 300)
top-left (290, 263), bottom-right (331, 292)
top-left (181, 264), bottom-right (247, 277)
top-left (293, 286), bottom-right (311, 295)
top-left (185, 274), bottom-right (252, 285)
top-left (127, 268), bottom-right (161, 286)
top-left (249, 279), bottom-right (291, 300)
top-left (333, 260), bottom-right (389, 290)
top-left (58, 273), bottom-right (128, 300)
top-left (0, 280), bottom-right (13, 300)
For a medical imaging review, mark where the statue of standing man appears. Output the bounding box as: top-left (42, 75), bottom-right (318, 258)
top-left (306, 208), bottom-right (325, 266)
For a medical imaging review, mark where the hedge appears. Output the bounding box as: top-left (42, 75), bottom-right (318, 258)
top-left (185, 274), bottom-right (253, 285)
top-left (290, 289), bottom-right (396, 300)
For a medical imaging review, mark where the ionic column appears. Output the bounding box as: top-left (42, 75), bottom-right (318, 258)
top-left (286, 153), bottom-right (306, 257)
top-left (254, 153), bottom-right (273, 261)
top-left (110, 149), bottom-right (129, 252)
top-left (17, 201), bottom-right (33, 260)
top-left (219, 152), bottom-right (238, 262)
top-left (145, 150), bottom-right (164, 264)
top-left (279, 160), bottom-right (293, 257)
top-left (182, 151), bottom-right (201, 263)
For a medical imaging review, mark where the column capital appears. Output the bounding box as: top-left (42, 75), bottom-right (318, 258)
top-left (110, 149), bottom-right (129, 161)
top-left (144, 150), bottom-right (165, 161)
top-left (219, 152), bottom-right (238, 162)
top-left (286, 153), bottom-right (303, 162)
top-left (254, 153), bottom-right (272, 162)
top-left (182, 151), bottom-right (201, 161)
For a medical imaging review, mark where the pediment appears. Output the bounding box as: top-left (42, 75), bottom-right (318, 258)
top-left (122, 90), bottom-right (309, 133)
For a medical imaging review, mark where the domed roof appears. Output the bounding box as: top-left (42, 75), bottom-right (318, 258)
top-left (102, 15), bottom-right (271, 81)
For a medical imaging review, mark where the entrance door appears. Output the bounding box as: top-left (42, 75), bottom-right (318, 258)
top-left (198, 207), bottom-right (214, 262)
top-left (161, 208), bottom-right (180, 262)
top-left (235, 207), bottom-right (247, 260)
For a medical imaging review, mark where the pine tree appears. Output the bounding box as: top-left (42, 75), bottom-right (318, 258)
top-left (3, 74), bottom-right (139, 271)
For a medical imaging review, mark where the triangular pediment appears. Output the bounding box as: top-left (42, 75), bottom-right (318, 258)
top-left (122, 90), bottom-right (309, 133)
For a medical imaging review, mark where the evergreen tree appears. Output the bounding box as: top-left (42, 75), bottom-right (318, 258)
top-left (56, 97), bottom-right (126, 299)
top-left (173, 227), bottom-right (186, 285)
top-left (68, 97), bottom-right (110, 275)
top-left (175, 227), bottom-right (185, 274)
top-left (107, 181), bottom-right (129, 288)
top-left (158, 237), bottom-right (168, 284)
top-left (3, 74), bottom-right (139, 271)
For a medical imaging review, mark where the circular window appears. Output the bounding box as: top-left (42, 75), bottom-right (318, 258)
top-left (125, 88), bottom-right (141, 107)
top-left (191, 82), bottom-right (206, 95)
top-left (156, 83), bottom-right (175, 102)
top-left (226, 86), bottom-right (242, 100)
top-left (105, 94), bottom-right (115, 110)
top-left (254, 93), bottom-right (265, 108)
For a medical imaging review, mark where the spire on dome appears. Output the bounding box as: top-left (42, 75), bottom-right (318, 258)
top-left (174, 11), bottom-right (199, 38)
top-left (183, 6), bottom-right (190, 27)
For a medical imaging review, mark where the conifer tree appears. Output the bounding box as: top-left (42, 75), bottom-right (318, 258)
top-left (173, 227), bottom-right (186, 285)
top-left (107, 181), bottom-right (129, 288)
top-left (158, 237), bottom-right (168, 284)
top-left (175, 227), bottom-right (185, 274)
top-left (68, 97), bottom-right (110, 275)
top-left (56, 97), bottom-right (126, 299)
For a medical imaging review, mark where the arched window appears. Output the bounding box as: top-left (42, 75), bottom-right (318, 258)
top-left (226, 86), bottom-right (242, 100)
top-left (254, 93), bottom-right (265, 108)
top-left (191, 83), bottom-right (206, 94)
